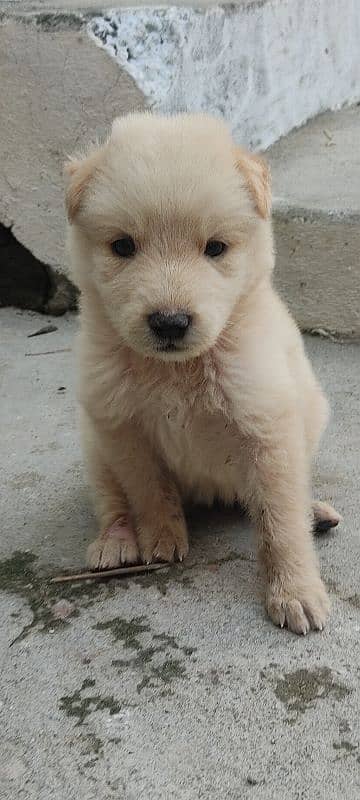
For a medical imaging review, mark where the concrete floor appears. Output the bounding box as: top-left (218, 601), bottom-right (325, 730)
top-left (1, 308), bottom-right (359, 800)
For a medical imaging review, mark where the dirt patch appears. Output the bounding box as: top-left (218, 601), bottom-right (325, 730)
top-left (136, 564), bottom-right (193, 596)
top-left (333, 740), bottom-right (358, 761)
top-left (137, 658), bottom-right (187, 694)
top-left (80, 732), bottom-right (104, 762)
top-left (327, 579), bottom-right (360, 610)
top-left (272, 667), bottom-right (350, 715)
top-left (106, 616), bottom-right (196, 696)
top-left (59, 678), bottom-right (123, 726)
top-left (94, 616), bottom-right (150, 648)
top-left (0, 550), bottom-right (107, 644)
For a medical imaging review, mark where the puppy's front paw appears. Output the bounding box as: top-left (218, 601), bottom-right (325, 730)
top-left (87, 517), bottom-right (139, 569)
top-left (137, 514), bottom-right (189, 564)
top-left (266, 575), bottom-right (330, 635)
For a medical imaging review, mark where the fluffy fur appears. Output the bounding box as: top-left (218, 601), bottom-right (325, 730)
top-left (66, 112), bottom-right (340, 634)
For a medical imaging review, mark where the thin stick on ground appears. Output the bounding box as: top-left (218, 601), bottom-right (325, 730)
top-left (25, 348), bottom-right (72, 356)
top-left (50, 562), bottom-right (170, 584)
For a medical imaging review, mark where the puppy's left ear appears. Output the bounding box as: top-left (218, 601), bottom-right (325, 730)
top-left (234, 147), bottom-right (271, 219)
top-left (64, 148), bottom-right (102, 222)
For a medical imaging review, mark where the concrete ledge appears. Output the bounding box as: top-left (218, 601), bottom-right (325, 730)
top-left (0, 8), bottom-right (145, 274)
top-left (268, 107), bottom-right (360, 338)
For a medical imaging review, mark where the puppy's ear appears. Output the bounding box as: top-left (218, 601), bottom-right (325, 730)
top-left (234, 147), bottom-right (271, 219)
top-left (64, 149), bottom-right (102, 222)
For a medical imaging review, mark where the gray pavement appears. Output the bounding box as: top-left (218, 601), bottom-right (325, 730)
top-left (1, 308), bottom-right (359, 799)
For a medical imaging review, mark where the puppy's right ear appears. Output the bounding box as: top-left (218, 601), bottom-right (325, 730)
top-left (64, 149), bottom-right (101, 222)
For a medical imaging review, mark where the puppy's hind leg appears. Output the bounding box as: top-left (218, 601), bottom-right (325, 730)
top-left (86, 458), bottom-right (139, 569)
top-left (312, 500), bottom-right (341, 533)
top-left (304, 388), bottom-right (341, 534)
top-left (302, 380), bottom-right (341, 533)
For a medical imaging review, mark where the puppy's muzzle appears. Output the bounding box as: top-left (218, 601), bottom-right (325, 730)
top-left (148, 311), bottom-right (192, 342)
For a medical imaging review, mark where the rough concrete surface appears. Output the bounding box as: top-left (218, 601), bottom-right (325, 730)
top-left (89, 0), bottom-right (360, 149)
top-left (269, 106), bottom-right (360, 216)
top-left (1, 308), bottom-right (360, 799)
top-left (269, 106), bottom-right (360, 338)
top-left (0, 12), bottom-right (145, 272)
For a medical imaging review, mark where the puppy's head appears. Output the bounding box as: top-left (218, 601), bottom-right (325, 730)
top-left (65, 113), bottom-right (273, 361)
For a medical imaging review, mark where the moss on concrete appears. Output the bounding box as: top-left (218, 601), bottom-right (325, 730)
top-left (333, 740), bottom-right (357, 755)
top-left (34, 13), bottom-right (85, 32)
top-left (106, 616), bottom-right (196, 696)
top-left (137, 658), bottom-right (187, 694)
top-left (136, 564), bottom-right (193, 596)
top-left (273, 667), bottom-right (350, 714)
top-left (81, 732), bottom-right (104, 758)
top-left (94, 616), bottom-right (150, 648)
top-left (0, 550), bottom-right (38, 590)
top-left (0, 550), bottom-right (106, 644)
top-left (59, 678), bottom-right (122, 726)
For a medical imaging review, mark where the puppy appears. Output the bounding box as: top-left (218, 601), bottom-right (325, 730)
top-left (65, 112), bottom-right (340, 634)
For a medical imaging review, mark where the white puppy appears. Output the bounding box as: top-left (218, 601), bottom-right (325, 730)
top-left (65, 113), bottom-right (340, 634)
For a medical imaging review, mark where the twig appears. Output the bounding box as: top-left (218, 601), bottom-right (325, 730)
top-left (25, 348), bottom-right (71, 357)
top-left (28, 325), bottom-right (58, 338)
top-left (50, 562), bottom-right (170, 584)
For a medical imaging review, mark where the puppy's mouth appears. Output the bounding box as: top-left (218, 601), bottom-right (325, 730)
top-left (150, 336), bottom-right (193, 361)
top-left (156, 340), bottom-right (182, 353)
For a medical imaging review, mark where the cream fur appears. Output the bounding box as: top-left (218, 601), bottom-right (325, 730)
top-left (66, 112), bottom-right (340, 634)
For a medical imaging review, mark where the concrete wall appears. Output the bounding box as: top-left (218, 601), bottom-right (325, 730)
top-left (90, 0), bottom-right (360, 150)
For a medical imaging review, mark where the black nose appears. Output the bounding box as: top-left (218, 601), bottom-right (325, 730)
top-left (148, 311), bottom-right (191, 340)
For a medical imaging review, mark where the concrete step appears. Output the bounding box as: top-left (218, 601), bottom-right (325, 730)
top-left (0, 2), bottom-right (145, 280)
top-left (1, 2), bottom-right (360, 332)
top-left (268, 106), bottom-right (360, 338)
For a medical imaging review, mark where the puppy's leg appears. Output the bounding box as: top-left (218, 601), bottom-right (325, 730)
top-left (312, 500), bottom-right (341, 533)
top-left (81, 411), bottom-right (139, 567)
top-left (86, 458), bottom-right (139, 569)
top-left (304, 382), bottom-right (329, 460)
top-left (99, 422), bottom-right (189, 564)
top-left (304, 385), bottom-right (341, 532)
top-left (246, 424), bottom-right (330, 635)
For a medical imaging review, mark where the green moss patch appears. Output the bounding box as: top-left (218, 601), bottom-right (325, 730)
top-left (137, 658), bottom-right (187, 694)
top-left (94, 616), bottom-right (150, 648)
top-left (59, 679), bottom-right (122, 726)
top-left (0, 550), bottom-right (107, 644)
top-left (273, 667), bottom-right (350, 715)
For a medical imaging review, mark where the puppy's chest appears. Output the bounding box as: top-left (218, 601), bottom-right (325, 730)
top-left (138, 378), bottom-right (241, 477)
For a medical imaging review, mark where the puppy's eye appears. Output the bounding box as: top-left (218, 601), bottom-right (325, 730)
top-left (204, 240), bottom-right (227, 258)
top-left (111, 237), bottom-right (136, 258)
